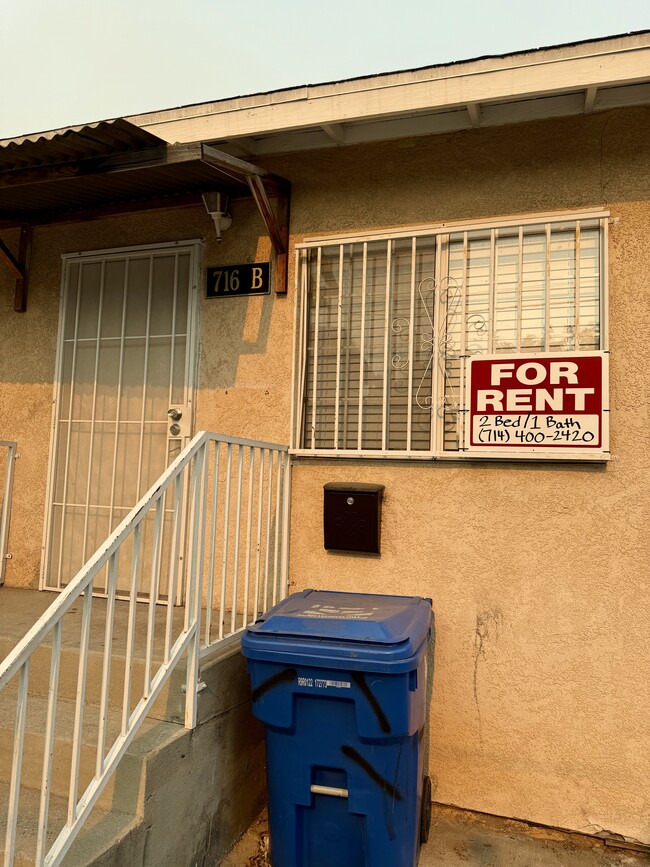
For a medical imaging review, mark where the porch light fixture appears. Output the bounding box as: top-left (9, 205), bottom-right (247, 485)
top-left (202, 191), bottom-right (232, 242)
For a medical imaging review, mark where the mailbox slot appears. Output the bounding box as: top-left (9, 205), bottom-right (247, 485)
top-left (323, 483), bottom-right (384, 554)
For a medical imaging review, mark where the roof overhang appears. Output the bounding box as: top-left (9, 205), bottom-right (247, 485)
top-left (125, 31), bottom-right (650, 158)
top-left (1, 33), bottom-right (647, 308)
top-left (0, 120), bottom-right (291, 307)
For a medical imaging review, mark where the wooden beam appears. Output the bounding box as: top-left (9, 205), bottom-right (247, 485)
top-left (201, 143), bottom-right (267, 180)
top-left (245, 175), bottom-right (291, 294)
top-left (321, 123), bottom-right (346, 144)
top-left (273, 185), bottom-right (291, 295)
top-left (0, 227), bottom-right (31, 311)
top-left (14, 225), bottom-right (32, 312)
top-left (0, 143), bottom-right (204, 190)
top-left (0, 235), bottom-right (23, 279)
top-left (466, 102), bottom-right (481, 128)
top-left (246, 175), bottom-right (285, 253)
top-left (584, 85), bottom-right (598, 114)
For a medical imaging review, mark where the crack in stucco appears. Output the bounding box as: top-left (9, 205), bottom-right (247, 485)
top-left (473, 609), bottom-right (503, 744)
top-left (582, 816), bottom-right (649, 849)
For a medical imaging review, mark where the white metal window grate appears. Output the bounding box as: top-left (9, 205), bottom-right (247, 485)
top-left (293, 214), bottom-right (606, 457)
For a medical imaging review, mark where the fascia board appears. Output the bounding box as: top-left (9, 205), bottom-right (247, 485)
top-left (132, 44), bottom-right (650, 145)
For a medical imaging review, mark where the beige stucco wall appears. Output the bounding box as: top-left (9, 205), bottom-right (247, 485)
top-left (0, 202), bottom-right (290, 590)
top-left (1, 106), bottom-right (649, 842)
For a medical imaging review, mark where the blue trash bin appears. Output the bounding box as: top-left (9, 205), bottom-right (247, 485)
top-left (241, 589), bottom-right (434, 867)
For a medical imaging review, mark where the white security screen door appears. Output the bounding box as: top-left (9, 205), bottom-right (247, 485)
top-left (43, 242), bottom-right (200, 600)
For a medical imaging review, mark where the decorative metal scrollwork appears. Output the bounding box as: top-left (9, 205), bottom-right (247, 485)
top-left (391, 318), bottom-right (410, 370)
top-left (390, 275), bottom-right (488, 419)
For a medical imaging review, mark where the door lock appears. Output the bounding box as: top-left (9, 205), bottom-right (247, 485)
top-left (167, 406), bottom-right (189, 439)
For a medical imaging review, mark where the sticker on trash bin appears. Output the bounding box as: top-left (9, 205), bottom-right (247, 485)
top-left (298, 676), bottom-right (351, 690)
top-left (301, 604), bottom-right (379, 621)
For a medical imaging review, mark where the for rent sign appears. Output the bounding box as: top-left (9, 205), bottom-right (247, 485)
top-left (465, 352), bottom-right (608, 453)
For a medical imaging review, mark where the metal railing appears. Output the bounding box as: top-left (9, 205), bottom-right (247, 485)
top-left (0, 440), bottom-right (17, 585)
top-left (0, 431), bottom-right (291, 867)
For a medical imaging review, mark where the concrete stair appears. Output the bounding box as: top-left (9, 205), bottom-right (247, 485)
top-left (0, 783), bottom-right (140, 867)
top-left (0, 614), bottom-right (180, 866)
top-left (0, 692), bottom-right (160, 814)
top-left (0, 589), bottom-right (266, 867)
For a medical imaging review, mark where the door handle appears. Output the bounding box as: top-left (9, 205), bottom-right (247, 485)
top-left (168, 406), bottom-right (189, 439)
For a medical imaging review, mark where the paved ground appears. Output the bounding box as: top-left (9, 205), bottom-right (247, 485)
top-left (221, 805), bottom-right (650, 867)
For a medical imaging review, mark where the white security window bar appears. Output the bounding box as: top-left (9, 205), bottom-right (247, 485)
top-left (293, 212), bottom-right (607, 458)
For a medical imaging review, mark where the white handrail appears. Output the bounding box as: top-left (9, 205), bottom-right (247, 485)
top-left (0, 430), bottom-right (291, 867)
top-left (0, 440), bottom-right (16, 586)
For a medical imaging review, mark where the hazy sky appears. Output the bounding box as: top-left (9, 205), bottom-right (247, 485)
top-left (0, 0), bottom-right (648, 139)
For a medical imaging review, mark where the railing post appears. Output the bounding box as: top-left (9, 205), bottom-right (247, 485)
top-left (0, 441), bottom-right (17, 586)
top-left (4, 659), bottom-right (29, 866)
top-left (184, 441), bottom-right (208, 729)
top-left (36, 621), bottom-right (62, 867)
top-left (280, 452), bottom-right (292, 601)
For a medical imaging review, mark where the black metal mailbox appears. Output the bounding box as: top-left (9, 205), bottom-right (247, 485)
top-left (323, 483), bottom-right (384, 554)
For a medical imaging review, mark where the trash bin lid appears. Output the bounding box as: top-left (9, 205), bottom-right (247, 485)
top-left (242, 590), bottom-right (432, 670)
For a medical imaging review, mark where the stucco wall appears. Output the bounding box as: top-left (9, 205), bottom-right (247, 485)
top-left (0, 107), bottom-right (648, 842)
top-left (0, 202), bottom-right (290, 590)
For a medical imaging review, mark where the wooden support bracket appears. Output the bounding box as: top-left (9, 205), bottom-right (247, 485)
top-left (201, 143), bottom-right (267, 180)
top-left (247, 175), bottom-right (291, 294)
top-left (200, 143), bottom-right (291, 293)
top-left (0, 225), bottom-right (32, 311)
top-left (0, 237), bottom-right (22, 279)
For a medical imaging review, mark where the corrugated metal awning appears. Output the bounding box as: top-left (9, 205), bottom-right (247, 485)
top-left (0, 118), bottom-right (166, 171)
top-left (0, 119), bottom-right (287, 224)
top-left (0, 119), bottom-right (291, 302)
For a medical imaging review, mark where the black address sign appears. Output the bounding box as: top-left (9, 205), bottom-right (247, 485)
top-left (206, 263), bottom-right (270, 298)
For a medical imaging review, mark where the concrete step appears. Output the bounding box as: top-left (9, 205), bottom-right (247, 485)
top-left (0, 782), bottom-right (140, 867)
top-left (0, 715), bottom-right (188, 865)
top-left (0, 632), bottom-right (249, 830)
top-left (0, 653), bottom-right (264, 867)
top-left (0, 589), bottom-right (192, 723)
top-left (0, 590), bottom-right (265, 866)
top-left (0, 637), bottom-right (186, 724)
top-left (0, 693), bottom-right (166, 815)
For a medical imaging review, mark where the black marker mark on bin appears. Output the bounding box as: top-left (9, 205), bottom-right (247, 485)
top-left (341, 745), bottom-right (402, 801)
top-left (251, 668), bottom-right (296, 702)
top-left (351, 671), bottom-right (391, 733)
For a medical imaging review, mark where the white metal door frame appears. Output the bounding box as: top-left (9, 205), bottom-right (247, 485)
top-left (40, 239), bottom-right (203, 601)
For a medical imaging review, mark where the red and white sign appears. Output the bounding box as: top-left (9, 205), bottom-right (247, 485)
top-left (465, 352), bottom-right (608, 453)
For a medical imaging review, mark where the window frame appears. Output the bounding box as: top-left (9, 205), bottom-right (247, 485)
top-left (290, 209), bottom-right (610, 463)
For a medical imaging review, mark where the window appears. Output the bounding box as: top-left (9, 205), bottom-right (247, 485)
top-left (292, 213), bottom-right (606, 457)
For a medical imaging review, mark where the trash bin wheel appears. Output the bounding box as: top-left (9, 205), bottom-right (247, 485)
top-left (420, 775), bottom-right (432, 845)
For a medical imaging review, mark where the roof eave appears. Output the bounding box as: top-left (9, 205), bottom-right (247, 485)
top-left (124, 31), bottom-right (650, 155)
